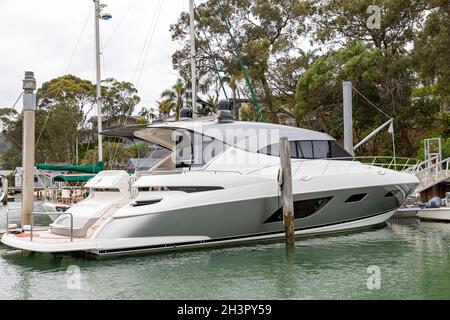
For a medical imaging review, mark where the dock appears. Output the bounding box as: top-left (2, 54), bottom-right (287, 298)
top-left (392, 208), bottom-right (418, 218)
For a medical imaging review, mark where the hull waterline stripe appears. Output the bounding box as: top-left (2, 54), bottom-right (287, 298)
top-left (98, 209), bottom-right (394, 254)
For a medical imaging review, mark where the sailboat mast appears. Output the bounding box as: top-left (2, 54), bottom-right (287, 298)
top-left (189, 0), bottom-right (197, 119)
top-left (94, 0), bottom-right (103, 161)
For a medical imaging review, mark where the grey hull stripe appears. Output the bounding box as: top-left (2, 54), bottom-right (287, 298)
top-left (98, 210), bottom-right (392, 254)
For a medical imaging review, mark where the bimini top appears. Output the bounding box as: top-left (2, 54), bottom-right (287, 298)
top-left (101, 119), bottom-right (334, 151)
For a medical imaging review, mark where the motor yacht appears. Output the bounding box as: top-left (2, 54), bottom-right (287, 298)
top-left (1, 115), bottom-right (419, 257)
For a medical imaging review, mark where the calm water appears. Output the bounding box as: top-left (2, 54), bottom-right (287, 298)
top-left (1, 202), bottom-right (450, 300)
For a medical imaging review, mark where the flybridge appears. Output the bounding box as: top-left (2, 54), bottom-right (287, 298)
top-left (101, 120), bottom-right (334, 153)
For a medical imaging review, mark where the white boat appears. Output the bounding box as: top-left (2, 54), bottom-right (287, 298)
top-left (1, 116), bottom-right (419, 257)
top-left (417, 193), bottom-right (450, 222)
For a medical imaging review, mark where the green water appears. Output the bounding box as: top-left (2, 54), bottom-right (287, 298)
top-left (1, 204), bottom-right (450, 299)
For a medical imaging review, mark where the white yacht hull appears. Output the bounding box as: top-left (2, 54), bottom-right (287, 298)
top-left (0, 119), bottom-right (420, 257)
top-left (1, 164), bottom-right (418, 257)
top-left (1, 209), bottom-right (395, 257)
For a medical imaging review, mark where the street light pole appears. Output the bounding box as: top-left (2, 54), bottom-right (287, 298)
top-left (189, 0), bottom-right (197, 119)
top-left (94, 0), bottom-right (103, 162)
top-left (93, 0), bottom-right (111, 161)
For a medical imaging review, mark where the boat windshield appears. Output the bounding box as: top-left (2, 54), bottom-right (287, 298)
top-left (127, 138), bottom-right (172, 172)
top-left (173, 129), bottom-right (229, 168)
top-left (126, 131), bottom-right (229, 172)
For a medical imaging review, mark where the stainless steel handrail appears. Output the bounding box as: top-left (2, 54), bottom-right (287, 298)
top-left (30, 211), bottom-right (73, 242)
top-left (5, 207), bottom-right (22, 235)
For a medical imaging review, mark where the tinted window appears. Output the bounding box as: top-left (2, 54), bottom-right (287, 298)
top-left (259, 143), bottom-right (279, 156)
top-left (298, 141), bottom-right (313, 159)
top-left (175, 131), bottom-right (228, 167)
top-left (258, 140), bottom-right (351, 160)
top-left (329, 141), bottom-right (351, 158)
top-left (264, 197), bottom-right (333, 223)
top-left (313, 141), bottom-right (330, 158)
top-left (290, 141), bottom-right (298, 158)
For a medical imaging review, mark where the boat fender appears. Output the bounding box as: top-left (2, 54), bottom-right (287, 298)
top-left (426, 197), bottom-right (442, 209)
top-left (277, 169), bottom-right (283, 186)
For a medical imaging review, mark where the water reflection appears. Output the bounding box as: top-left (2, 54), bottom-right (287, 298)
top-left (1, 219), bottom-right (450, 299)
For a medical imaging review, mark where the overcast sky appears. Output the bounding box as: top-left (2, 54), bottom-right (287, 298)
top-left (0, 0), bottom-right (193, 114)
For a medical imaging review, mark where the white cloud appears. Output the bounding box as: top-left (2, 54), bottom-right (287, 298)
top-left (0, 0), bottom-right (188, 113)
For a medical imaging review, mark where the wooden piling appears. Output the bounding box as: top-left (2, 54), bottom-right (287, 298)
top-left (279, 137), bottom-right (295, 247)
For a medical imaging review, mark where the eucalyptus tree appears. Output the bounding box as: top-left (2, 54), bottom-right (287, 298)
top-left (101, 78), bottom-right (141, 127)
top-left (170, 0), bottom-right (312, 122)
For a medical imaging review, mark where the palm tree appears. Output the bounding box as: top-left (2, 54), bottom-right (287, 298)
top-left (161, 79), bottom-right (186, 121)
top-left (156, 100), bottom-right (175, 120)
top-left (206, 94), bottom-right (218, 113)
top-left (138, 107), bottom-right (158, 123)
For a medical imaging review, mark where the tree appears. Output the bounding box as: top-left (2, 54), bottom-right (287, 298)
top-left (37, 74), bottom-right (95, 129)
top-left (206, 94), bottom-right (218, 113)
top-left (38, 103), bottom-right (84, 162)
top-left (0, 75), bottom-right (91, 164)
top-left (161, 79), bottom-right (186, 121)
top-left (412, 2), bottom-right (450, 110)
top-left (101, 78), bottom-right (141, 127)
top-left (156, 100), bottom-right (175, 119)
top-left (82, 141), bottom-right (131, 170)
top-left (170, 0), bottom-right (312, 123)
top-left (138, 107), bottom-right (157, 123)
top-left (1, 146), bottom-right (21, 170)
top-left (290, 0), bottom-right (450, 157)
top-left (309, 0), bottom-right (429, 52)
top-left (0, 75), bottom-right (142, 166)
top-left (295, 42), bottom-right (425, 156)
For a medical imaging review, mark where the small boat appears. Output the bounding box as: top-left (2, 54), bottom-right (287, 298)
top-left (38, 170), bottom-right (100, 216)
top-left (42, 201), bottom-right (71, 212)
top-left (417, 193), bottom-right (450, 222)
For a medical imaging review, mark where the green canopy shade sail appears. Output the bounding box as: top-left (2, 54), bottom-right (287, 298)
top-left (53, 175), bottom-right (95, 182)
top-left (36, 161), bottom-right (104, 174)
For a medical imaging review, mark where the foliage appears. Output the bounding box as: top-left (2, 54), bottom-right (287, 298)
top-left (205, 94), bottom-right (218, 113)
top-left (0, 75), bottom-right (141, 167)
top-left (156, 100), bottom-right (176, 119)
top-left (239, 106), bottom-right (255, 121)
top-left (170, 0), bottom-right (313, 123)
top-left (128, 143), bottom-right (151, 158)
top-left (161, 79), bottom-right (186, 121)
top-left (169, 0), bottom-right (449, 158)
top-left (82, 141), bottom-right (131, 170)
top-left (0, 146), bottom-right (21, 170)
top-left (138, 107), bottom-right (157, 123)
top-left (412, 2), bottom-right (450, 109)
top-left (101, 78), bottom-right (141, 127)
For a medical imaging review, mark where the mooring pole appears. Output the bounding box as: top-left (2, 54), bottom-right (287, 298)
top-left (343, 81), bottom-right (354, 155)
top-left (22, 71), bottom-right (36, 228)
top-left (2, 177), bottom-right (8, 206)
top-left (279, 137), bottom-right (295, 247)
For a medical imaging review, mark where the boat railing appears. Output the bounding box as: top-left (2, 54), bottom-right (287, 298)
top-left (30, 211), bottom-right (74, 242)
top-left (328, 156), bottom-right (421, 172)
top-left (247, 156), bottom-right (421, 177)
top-left (5, 207), bottom-right (22, 234)
top-left (414, 156), bottom-right (450, 192)
top-left (136, 168), bottom-right (243, 177)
